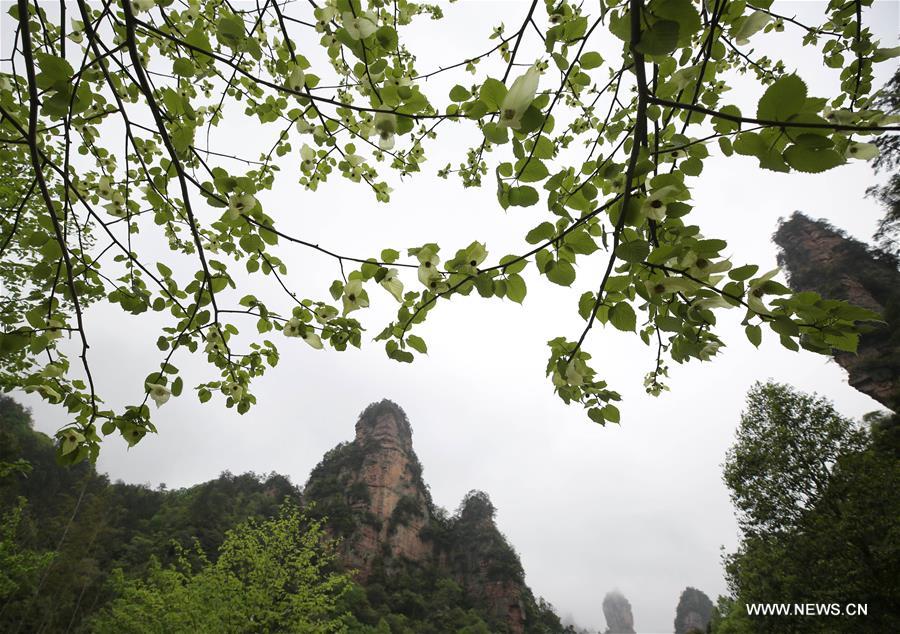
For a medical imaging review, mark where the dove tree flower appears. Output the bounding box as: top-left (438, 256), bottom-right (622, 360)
top-left (845, 142), bottom-right (879, 160)
top-left (416, 247), bottom-right (441, 287)
top-left (732, 11), bottom-right (771, 46)
top-left (342, 279), bottom-right (369, 315)
top-left (343, 11), bottom-right (377, 40)
top-left (746, 268), bottom-right (783, 315)
top-left (227, 193), bottom-right (257, 220)
top-left (221, 381), bottom-right (243, 402)
top-left (380, 268), bottom-right (404, 301)
top-left (374, 112), bottom-right (397, 150)
top-left (314, 305), bottom-right (338, 324)
top-left (103, 191), bottom-right (126, 218)
top-left (300, 144), bottom-right (317, 173)
top-left (146, 383), bottom-right (171, 408)
top-left (130, 0), bottom-right (155, 13)
top-left (302, 331), bottom-right (324, 349)
top-left (499, 66), bottom-right (540, 129)
top-left (286, 66), bottom-right (306, 92)
top-left (283, 317), bottom-right (303, 338)
top-left (641, 185), bottom-right (681, 221)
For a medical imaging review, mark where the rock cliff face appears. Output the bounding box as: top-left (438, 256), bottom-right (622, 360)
top-left (346, 401), bottom-right (431, 575)
top-left (441, 491), bottom-right (527, 632)
top-left (602, 590), bottom-right (636, 634)
top-left (774, 213), bottom-right (900, 410)
top-left (303, 400), bottom-right (530, 633)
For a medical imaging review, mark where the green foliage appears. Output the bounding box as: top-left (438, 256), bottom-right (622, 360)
top-left (717, 382), bottom-right (900, 633)
top-left (0, 395), bottom-right (303, 632)
top-left (0, 398), bottom-right (574, 633)
top-left (87, 504), bottom-right (351, 633)
top-left (0, 0), bottom-right (895, 461)
top-left (304, 440), bottom-right (379, 536)
top-left (871, 68), bottom-right (900, 254)
top-left (0, 497), bottom-right (55, 602)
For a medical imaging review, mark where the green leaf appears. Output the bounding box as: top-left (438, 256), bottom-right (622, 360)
top-left (381, 249), bottom-right (399, 263)
top-left (654, 0), bottom-right (702, 45)
top-left (601, 404), bottom-right (620, 424)
top-left (172, 58), bottom-right (195, 77)
top-left (479, 78), bottom-right (507, 110)
top-left (518, 159), bottom-right (549, 183)
top-left (680, 156), bottom-right (703, 176)
top-left (757, 74), bottom-right (807, 121)
top-left (35, 53), bottom-right (74, 87)
top-left (609, 302), bottom-right (637, 332)
top-left (406, 335), bottom-right (427, 354)
top-left (615, 239), bottom-right (650, 263)
top-left (588, 407), bottom-right (606, 425)
top-left (782, 145), bottom-right (844, 174)
top-left (216, 14), bottom-right (246, 49)
top-left (449, 84), bottom-right (471, 101)
top-left (506, 274), bottom-right (527, 303)
top-left (329, 280), bottom-right (344, 301)
top-left (483, 122), bottom-right (509, 144)
top-left (745, 324), bottom-right (762, 347)
top-left (636, 20), bottom-right (680, 56)
top-left (712, 105), bottom-right (742, 134)
top-left (579, 51), bottom-right (603, 69)
top-left (578, 292), bottom-right (596, 320)
top-left (508, 186), bottom-right (539, 207)
top-left (729, 264), bottom-right (759, 281)
top-left (389, 348), bottom-right (414, 363)
top-left (565, 230), bottom-right (598, 255)
top-left (546, 260), bottom-right (576, 286)
top-left (525, 222), bottom-right (556, 244)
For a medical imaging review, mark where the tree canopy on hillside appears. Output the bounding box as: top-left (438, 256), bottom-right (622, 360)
top-left (1, 0), bottom-right (897, 462)
top-left (716, 382), bottom-right (900, 633)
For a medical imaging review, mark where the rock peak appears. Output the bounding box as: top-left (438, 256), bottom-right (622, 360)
top-left (603, 590), bottom-right (636, 634)
top-left (354, 399), bottom-right (413, 450)
top-left (458, 489), bottom-right (497, 525)
top-left (774, 212), bottom-right (900, 410)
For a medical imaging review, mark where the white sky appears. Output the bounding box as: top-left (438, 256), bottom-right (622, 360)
top-left (5, 1), bottom-right (899, 632)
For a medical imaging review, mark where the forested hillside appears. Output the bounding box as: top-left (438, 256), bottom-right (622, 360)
top-left (0, 397), bottom-right (574, 633)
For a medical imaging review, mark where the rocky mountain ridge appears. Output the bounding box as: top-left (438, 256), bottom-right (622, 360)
top-left (303, 399), bottom-right (533, 632)
top-left (774, 212), bottom-right (900, 411)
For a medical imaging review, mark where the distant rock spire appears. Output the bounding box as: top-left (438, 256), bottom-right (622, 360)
top-left (602, 590), bottom-right (636, 634)
top-left (674, 587), bottom-right (714, 634)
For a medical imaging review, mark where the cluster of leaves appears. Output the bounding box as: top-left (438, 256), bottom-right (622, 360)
top-left (711, 383), bottom-right (900, 633)
top-left (0, 0), bottom-right (898, 462)
top-left (87, 503), bottom-right (352, 633)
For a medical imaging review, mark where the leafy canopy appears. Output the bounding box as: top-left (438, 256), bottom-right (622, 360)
top-left (0, 0), bottom-right (897, 462)
top-left (87, 503), bottom-right (352, 633)
top-left (718, 383), bottom-right (900, 633)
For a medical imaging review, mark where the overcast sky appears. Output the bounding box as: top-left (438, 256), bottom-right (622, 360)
top-left (5, 1), bottom-right (899, 632)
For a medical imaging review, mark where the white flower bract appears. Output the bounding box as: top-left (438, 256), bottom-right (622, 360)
top-left (500, 66), bottom-right (540, 129)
